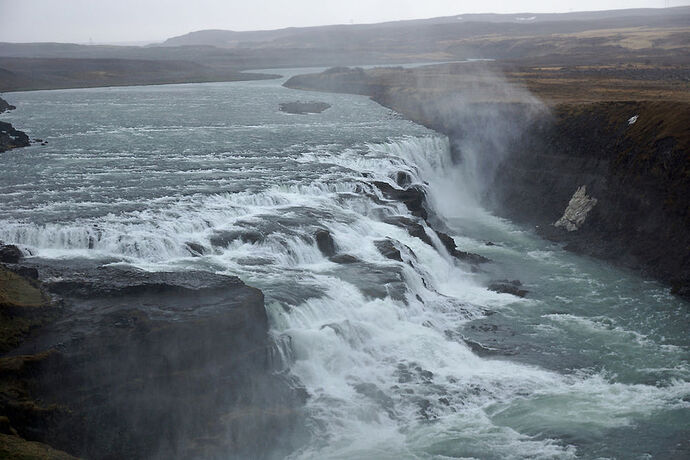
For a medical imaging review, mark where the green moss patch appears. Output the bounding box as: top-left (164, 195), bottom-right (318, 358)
top-left (0, 269), bottom-right (49, 309)
top-left (0, 433), bottom-right (77, 460)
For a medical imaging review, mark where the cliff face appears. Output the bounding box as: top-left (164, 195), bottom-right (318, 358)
top-left (0, 254), bottom-right (306, 459)
top-left (490, 102), bottom-right (690, 297)
top-left (409, 98), bottom-right (690, 297)
top-left (284, 67), bottom-right (690, 298)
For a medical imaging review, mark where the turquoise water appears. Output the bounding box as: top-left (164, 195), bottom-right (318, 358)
top-left (1, 73), bottom-right (687, 459)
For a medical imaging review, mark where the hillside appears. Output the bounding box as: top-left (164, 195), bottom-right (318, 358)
top-left (0, 57), bottom-right (277, 92)
top-left (0, 6), bottom-right (688, 92)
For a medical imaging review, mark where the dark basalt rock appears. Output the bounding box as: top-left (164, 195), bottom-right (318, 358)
top-left (185, 241), bottom-right (205, 256)
top-left (395, 171), bottom-right (413, 187)
top-left (671, 280), bottom-right (690, 299)
top-left (488, 279), bottom-right (528, 297)
top-left (0, 121), bottom-right (30, 153)
top-left (279, 101), bottom-right (331, 114)
top-left (0, 244), bottom-right (23, 264)
top-left (433, 231), bottom-right (491, 264)
top-left (315, 229), bottom-right (336, 257)
top-left (384, 216), bottom-right (434, 247)
top-left (380, 200), bottom-right (489, 265)
top-left (3, 264), bottom-right (306, 460)
top-left (0, 96), bottom-right (16, 114)
top-left (329, 254), bottom-right (359, 264)
top-left (373, 181), bottom-right (428, 220)
top-left (210, 229), bottom-right (263, 247)
top-left (375, 239), bottom-right (403, 262)
top-left (6, 265), bottom-right (39, 280)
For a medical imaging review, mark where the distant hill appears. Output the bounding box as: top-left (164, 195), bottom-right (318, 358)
top-left (0, 6), bottom-right (688, 91)
top-left (162, 6), bottom-right (690, 49)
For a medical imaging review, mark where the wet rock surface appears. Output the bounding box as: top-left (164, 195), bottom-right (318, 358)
top-left (1, 259), bottom-right (307, 459)
top-left (0, 120), bottom-right (30, 153)
top-left (329, 253), bottom-right (359, 264)
top-left (373, 181), bottom-right (429, 220)
top-left (375, 183), bottom-right (489, 266)
top-left (375, 238), bottom-right (403, 262)
top-left (0, 97), bottom-right (30, 153)
top-left (0, 96), bottom-right (16, 114)
top-left (185, 241), bottom-right (206, 256)
top-left (0, 244), bottom-right (23, 264)
top-left (488, 279), bottom-right (529, 297)
top-left (210, 229), bottom-right (264, 247)
top-left (314, 229), bottom-right (336, 257)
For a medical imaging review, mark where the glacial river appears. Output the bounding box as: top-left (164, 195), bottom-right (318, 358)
top-left (1, 70), bottom-right (688, 459)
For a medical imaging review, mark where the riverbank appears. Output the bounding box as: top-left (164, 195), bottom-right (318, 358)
top-left (284, 63), bottom-right (690, 298)
top-left (0, 57), bottom-right (280, 93)
top-left (0, 96), bottom-right (30, 152)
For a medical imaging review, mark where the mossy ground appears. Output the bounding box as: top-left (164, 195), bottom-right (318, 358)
top-left (0, 269), bottom-right (69, 458)
top-left (0, 268), bottom-right (54, 354)
top-left (0, 433), bottom-right (76, 460)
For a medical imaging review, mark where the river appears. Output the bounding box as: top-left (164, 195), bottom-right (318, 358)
top-left (1, 70), bottom-right (688, 459)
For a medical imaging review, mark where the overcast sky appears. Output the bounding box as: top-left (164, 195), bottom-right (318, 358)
top-left (0, 0), bottom-right (687, 44)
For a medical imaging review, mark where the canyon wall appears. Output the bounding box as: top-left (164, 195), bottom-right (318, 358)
top-left (285, 67), bottom-right (690, 298)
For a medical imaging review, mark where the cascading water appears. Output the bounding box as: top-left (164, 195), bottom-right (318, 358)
top-left (1, 75), bottom-right (687, 459)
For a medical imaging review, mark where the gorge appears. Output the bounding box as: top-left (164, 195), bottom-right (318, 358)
top-left (0, 5), bottom-right (688, 459)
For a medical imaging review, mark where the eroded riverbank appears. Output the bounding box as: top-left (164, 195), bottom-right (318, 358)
top-left (284, 64), bottom-right (690, 299)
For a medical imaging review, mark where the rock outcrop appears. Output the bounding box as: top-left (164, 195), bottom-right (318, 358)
top-left (0, 96), bottom-right (16, 114)
top-left (0, 96), bottom-right (30, 153)
top-left (488, 280), bottom-right (528, 297)
top-left (0, 121), bottom-right (30, 153)
top-left (315, 229), bottom-right (337, 256)
top-left (0, 244), bottom-right (23, 264)
top-left (0, 258), bottom-right (306, 459)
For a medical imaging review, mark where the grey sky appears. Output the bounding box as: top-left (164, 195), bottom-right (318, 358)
top-left (0, 0), bottom-right (687, 44)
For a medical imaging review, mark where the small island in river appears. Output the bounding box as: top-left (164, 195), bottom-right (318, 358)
top-left (279, 101), bottom-right (331, 114)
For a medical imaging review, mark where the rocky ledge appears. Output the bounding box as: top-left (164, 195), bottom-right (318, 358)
top-left (0, 121), bottom-right (30, 152)
top-left (0, 96), bottom-right (30, 153)
top-left (0, 97), bottom-right (16, 114)
top-left (0, 247), bottom-right (306, 459)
